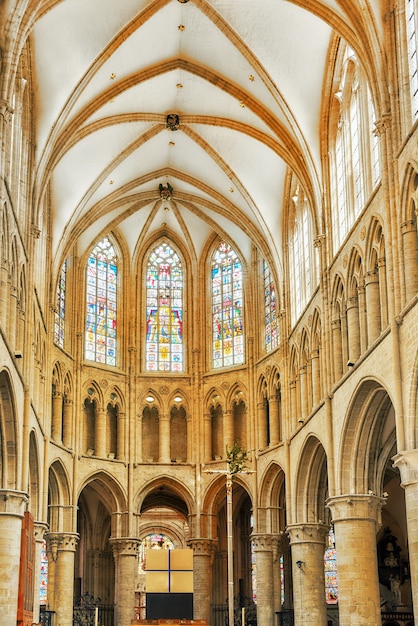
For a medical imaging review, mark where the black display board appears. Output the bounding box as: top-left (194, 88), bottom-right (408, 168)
top-left (146, 593), bottom-right (193, 620)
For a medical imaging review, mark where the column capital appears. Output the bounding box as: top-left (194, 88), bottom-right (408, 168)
top-left (46, 532), bottom-right (79, 559)
top-left (251, 533), bottom-right (282, 552)
top-left (393, 449), bottom-right (418, 486)
top-left (109, 537), bottom-right (140, 557)
top-left (326, 493), bottom-right (385, 527)
top-left (34, 521), bottom-right (49, 543)
top-left (187, 538), bottom-right (217, 556)
top-left (0, 489), bottom-right (28, 515)
top-left (286, 523), bottom-right (329, 545)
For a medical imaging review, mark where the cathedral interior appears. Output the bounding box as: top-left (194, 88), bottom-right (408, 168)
top-left (2, 1), bottom-right (418, 626)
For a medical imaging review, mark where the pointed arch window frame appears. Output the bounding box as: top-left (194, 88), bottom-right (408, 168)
top-left (85, 236), bottom-right (118, 366)
top-left (211, 240), bottom-right (244, 369)
top-left (145, 240), bottom-right (184, 373)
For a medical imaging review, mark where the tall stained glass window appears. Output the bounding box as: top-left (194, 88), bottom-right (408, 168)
top-left (324, 527), bottom-right (338, 604)
top-left (39, 540), bottom-right (48, 605)
top-left (212, 241), bottom-right (244, 368)
top-left (54, 260), bottom-right (66, 348)
top-left (145, 242), bottom-right (183, 372)
top-left (85, 237), bottom-right (117, 366)
top-left (406, 0), bottom-right (418, 120)
top-left (263, 260), bottom-right (279, 353)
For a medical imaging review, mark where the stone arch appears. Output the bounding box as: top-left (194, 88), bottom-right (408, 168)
top-left (294, 435), bottom-right (328, 524)
top-left (28, 429), bottom-right (41, 519)
top-left (77, 470), bottom-right (128, 538)
top-left (48, 459), bottom-right (72, 533)
top-left (399, 165), bottom-right (418, 303)
top-left (0, 368), bottom-right (18, 489)
top-left (258, 461), bottom-right (286, 534)
top-left (338, 378), bottom-right (395, 495)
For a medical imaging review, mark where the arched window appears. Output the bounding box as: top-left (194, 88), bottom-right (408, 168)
top-left (212, 241), bottom-right (244, 368)
top-left (288, 190), bottom-right (317, 324)
top-left (263, 260), bottom-right (279, 353)
top-left (145, 242), bottom-right (183, 372)
top-left (54, 260), bottom-right (66, 348)
top-left (85, 237), bottom-right (117, 366)
top-left (330, 46), bottom-right (381, 251)
top-left (406, 0), bottom-right (418, 120)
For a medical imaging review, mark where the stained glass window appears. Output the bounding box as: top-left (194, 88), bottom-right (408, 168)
top-left (212, 241), bottom-right (244, 368)
top-left (324, 527), bottom-right (338, 604)
top-left (138, 533), bottom-right (174, 573)
top-left (146, 242), bottom-right (183, 372)
top-left (263, 260), bottom-right (279, 353)
top-left (54, 261), bottom-right (66, 348)
top-left (85, 237), bottom-right (117, 366)
top-left (39, 540), bottom-right (48, 605)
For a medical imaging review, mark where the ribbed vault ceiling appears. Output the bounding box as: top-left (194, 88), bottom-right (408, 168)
top-left (29, 0), bottom-right (385, 280)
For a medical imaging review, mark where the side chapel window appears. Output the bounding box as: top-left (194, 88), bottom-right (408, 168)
top-left (85, 237), bottom-right (117, 366)
top-left (145, 242), bottom-right (183, 372)
top-left (212, 241), bottom-right (244, 368)
top-left (54, 260), bottom-right (66, 348)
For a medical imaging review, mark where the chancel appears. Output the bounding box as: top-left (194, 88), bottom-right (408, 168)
top-left (1, 2), bottom-right (418, 626)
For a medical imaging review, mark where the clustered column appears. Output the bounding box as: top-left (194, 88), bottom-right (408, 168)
top-left (46, 532), bottom-right (79, 626)
top-left (286, 523), bottom-right (329, 626)
top-left (188, 539), bottom-right (217, 623)
top-left (110, 538), bottom-right (140, 626)
top-left (0, 490), bottom-right (28, 624)
top-left (393, 450), bottom-right (418, 625)
top-left (251, 534), bottom-right (277, 626)
top-left (326, 494), bottom-right (384, 626)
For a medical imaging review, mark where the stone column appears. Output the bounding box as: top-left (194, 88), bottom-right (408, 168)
top-left (95, 408), bottom-right (106, 458)
top-left (62, 398), bottom-right (73, 448)
top-left (326, 494), bottom-right (384, 626)
top-left (257, 401), bottom-right (268, 450)
top-left (0, 258), bottom-right (9, 329)
top-left (52, 391), bottom-right (63, 442)
top-left (331, 318), bottom-right (343, 380)
top-left (289, 380), bottom-right (298, 430)
top-left (401, 219), bottom-right (418, 301)
top-left (188, 539), bottom-right (216, 622)
top-left (251, 534), bottom-right (276, 626)
top-left (287, 523), bottom-right (329, 626)
top-left (110, 538), bottom-right (140, 626)
top-left (365, 270), bottom-right (381, 346)
top-left (223, 409), bottom-right (234, 449)
top-left (117, 411), bottom-right (126, 460)
top-left (311, 349), bottom-right (321, 406)
top-left (204, 412), bottom-right (212, 461)
top-left (346, 296), bottom-right (360, 363)
top-left (269, 396), bottom-right (280, 445)
top-left (46, 532), bottom-right (79, 626)
top-left (33, 522), bottom-right (48, 624)
top-left (299, 365), bottom-right (308, 418)
top-left (0, 490), bottom-right (28, 624)
top-left (393, 450), bottom-right (418, 624)
top-left (159, 414), bottom-right (170, 462)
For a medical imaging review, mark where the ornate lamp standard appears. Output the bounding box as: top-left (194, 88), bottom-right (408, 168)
top-left (204, 444), bottom-right (254, 626)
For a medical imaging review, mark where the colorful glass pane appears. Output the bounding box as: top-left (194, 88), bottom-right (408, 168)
top-left (85, 237), bottom-right (117, 366)
top-left (145, 242), bottom-right (183, 372)
top-left (138, 533), bottom-right (174, 573)
top-left (39, 540), bottom-right (48, 604)
top-left (263, 260), bottom-right (279, 353)
top-left (54, 261), bottom-right (66, 348)
top-left (212, 242), bottom-right (244, 368)
top-left (324, 527), bottom-right (338, 604)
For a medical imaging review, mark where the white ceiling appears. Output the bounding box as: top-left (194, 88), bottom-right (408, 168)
top-left (30, 0), bottom-right (384, 278)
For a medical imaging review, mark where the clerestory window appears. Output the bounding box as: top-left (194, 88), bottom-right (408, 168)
top-left (85, 237), bottom-right (117, 366)
top-left (212, 241), bottom-right (244, 368)
top-left (145, 242), bottom-right (183, 372)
